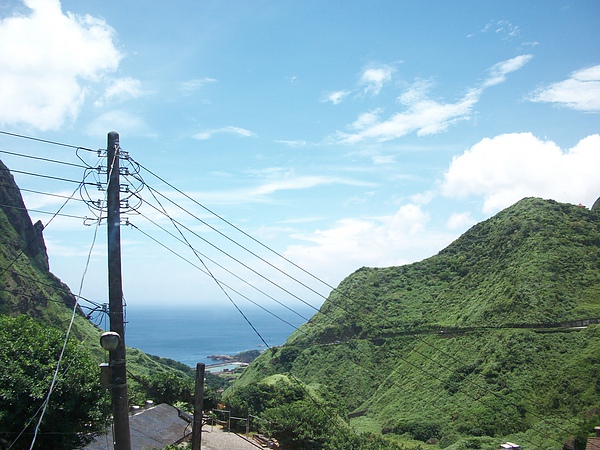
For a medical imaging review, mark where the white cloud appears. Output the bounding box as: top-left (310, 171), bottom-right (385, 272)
top-left (350, 109), bottom-right (383, 130)
top-left (338, 88), bottom-right (479, 143)
top-left (0, 0), bottom-right (122, 130)
top-left (529, 65), bottom-right (600, 111)
top-left (197, 172), bottom-right (373, 205)
top-left (360, 65), bottom-right (394, 95)
top-left (284, 203), bottom-right (454, 284)
top-left (192, 126), bottom-right (257, 140)
top-left (95, 77), bottom-right (145, 107)
top-left (441, 132), bottom-right (600, 213)
top-left (337, 55), bottom-right (532, 144)
top-left (446, 212), bottom-right (476, 230)
top-left (325, 90), bottom-right (350, 105)
top-left (397, 79), bottom-right (434, 105)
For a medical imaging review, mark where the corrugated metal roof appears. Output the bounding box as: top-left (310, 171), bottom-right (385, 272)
top-left (84, 403), bottom-right (191, 450)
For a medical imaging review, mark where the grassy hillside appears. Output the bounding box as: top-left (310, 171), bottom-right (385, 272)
top-left (230, 197), bottom-right (600, 449)
top-left (0, 161), bottom-right (193, 403)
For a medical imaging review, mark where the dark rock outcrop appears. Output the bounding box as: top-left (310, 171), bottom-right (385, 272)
top-left (0, 160), bottom-right (49, 271)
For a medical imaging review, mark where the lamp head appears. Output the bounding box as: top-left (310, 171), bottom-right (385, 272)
top-left (100, 331), bottom-right (121, 351)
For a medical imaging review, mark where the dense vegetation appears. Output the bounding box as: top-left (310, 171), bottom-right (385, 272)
top-left (0, 315), bottom-right (110, 449)
top-left (226, 197), bottom-right (600, 449)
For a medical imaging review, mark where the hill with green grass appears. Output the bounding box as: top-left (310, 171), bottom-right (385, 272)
top-left (228, 197), bottom-right (600, 450)
top-left (0, 160), bottom-right (193, 402)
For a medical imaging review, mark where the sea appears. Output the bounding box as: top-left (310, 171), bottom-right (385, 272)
top-left (117, 303), bottom-right (317, 368)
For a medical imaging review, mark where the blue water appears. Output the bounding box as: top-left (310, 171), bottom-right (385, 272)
top-left (118, 303), bottom-right (317, 367)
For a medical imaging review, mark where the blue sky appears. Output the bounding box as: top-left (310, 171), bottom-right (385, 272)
top-left (0, 0), bottom-right (599, 312)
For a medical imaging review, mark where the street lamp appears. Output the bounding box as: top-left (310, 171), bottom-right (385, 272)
top-left (100, 331), bottom-right (121, 351)
top-left (99, 332), bottom-right (120, 389)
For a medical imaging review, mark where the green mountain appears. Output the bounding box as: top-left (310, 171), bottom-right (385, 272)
top-left (230, 197), bottom-right (600, 449)
top-left (0, 160), bottom-right (192, 394)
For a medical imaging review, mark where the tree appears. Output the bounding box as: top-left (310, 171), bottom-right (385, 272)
top-left (260, 400), bottom-right (407, 450)
top-left (0, 315), bottom-right (110, 449)
top-left (142, 372), bottom-right (194, 405)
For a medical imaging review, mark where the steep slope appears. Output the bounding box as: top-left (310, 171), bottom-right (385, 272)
top-left (0, 160), bottom-right (82, 324)
top-left (233, 197), bottom-right (600, 449)
top-left (0, 160), bottom-right (191, 384)
top-left (283, 197), bottom-right (600, 346)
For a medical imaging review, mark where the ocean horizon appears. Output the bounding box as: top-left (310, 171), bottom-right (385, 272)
top-left (118, 303), bottom-right (317, 367)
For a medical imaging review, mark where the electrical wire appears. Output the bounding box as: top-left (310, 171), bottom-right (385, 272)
top-left (0, 129), bottom-right (96, 152)
top-left (130, 195), bottom-right (310, 321)
top-left (0, 166), bottom-right (93, 185)
top-left (136, 158), bottom-right (339, 295)
top-left (0, 148), bottom-right (90, 169)
top-left (139, 184), bottom-right (323, 312)
top-left (140, 181), bottom-right (326, 308)
top-left (128, 221), bottom-right (308, 335)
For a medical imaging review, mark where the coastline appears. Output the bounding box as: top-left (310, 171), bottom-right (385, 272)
top-left (123, 304), bottom-right (312, 368)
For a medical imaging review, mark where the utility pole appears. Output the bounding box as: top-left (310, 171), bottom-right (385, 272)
top-left (107, 131), bottom-right (131, 450)
top-left (191, 363), bottom-right (205, 450)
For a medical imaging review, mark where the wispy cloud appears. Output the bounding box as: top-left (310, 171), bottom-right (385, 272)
top-left (95, 77), bottom-right (146, 107)
top-left (192, 126), bottom-right (257, 140)
top-left (325, 90), bottom-right (350, 105)
top-left (275, 139), bottom-right (307, 147)
top-left (337, 88), bottom-right (479, 143)
top-left (529, 65), bottom-right (600, 112)
top-left (483, 54), bottom-right (533, 87)
top-left (0, 0), bottom-right (122, 130)
top-left (335, 55), bottom-right (532, 144)
top-left (86, 110), bottom-right (154, 137)
top-left (180, 77), bottom-right (217, 93)
top-left (359, 64), bottom-right (394, 95)
top-left (481, 19), bottom-right (521, 39)
top-left (190, 170), bottom-right (374, 205)
top-left (324, 64), bottom-right (394, 105)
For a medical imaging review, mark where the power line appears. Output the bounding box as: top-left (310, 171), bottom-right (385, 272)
top-left (130, 194), bottom-right (310, 321)
top-left (136, 159), bottom-right (340, 294)
top-left (0, 148), bottom-right (90, 169)
top-left (129, 222), bottom-right (307, 332)
top-left (140, 183), bottom-right (324, 311)
top-left (0, 129), bottom-right (96, 152)
top-left (0, 202), bottom-right (89, 221)
top-left (0, 166), bottom-right (93, 186)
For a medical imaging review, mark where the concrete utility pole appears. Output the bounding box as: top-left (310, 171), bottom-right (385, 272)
top-left (191, 363), bottom-right (206, 450)
top-left (107, 131), bottom-right (131, 450)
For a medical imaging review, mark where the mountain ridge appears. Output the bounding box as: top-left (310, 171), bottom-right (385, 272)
top-left (229, 196), bottom-right (600, 449)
